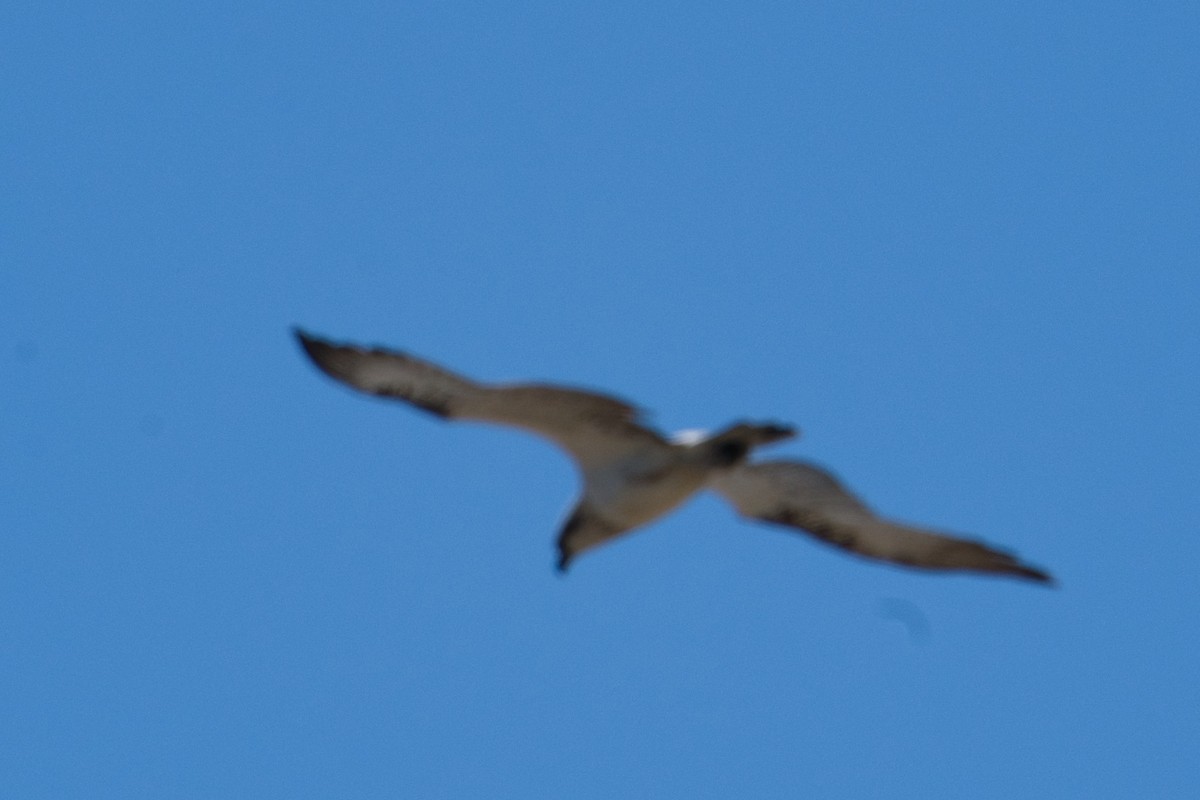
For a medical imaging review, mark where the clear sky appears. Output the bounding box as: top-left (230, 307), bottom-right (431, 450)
top-left (3, 2), bottom-right (1198, 797)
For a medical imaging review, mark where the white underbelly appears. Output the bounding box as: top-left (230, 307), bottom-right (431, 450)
top-left (584, 460), bottom-right (709, 528)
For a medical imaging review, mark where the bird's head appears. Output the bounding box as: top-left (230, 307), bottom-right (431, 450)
top-left (706, 421), bottom-right (798, 466)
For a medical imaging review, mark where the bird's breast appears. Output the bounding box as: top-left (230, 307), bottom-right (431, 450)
top-left (583, 457), bottom-right (709, 528)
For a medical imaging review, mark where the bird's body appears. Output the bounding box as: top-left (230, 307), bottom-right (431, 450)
top-left (295, 329), bottom-right (1053, 584)
top-left (577, 423), bottom-right (790, 528)
top-left (578, 445), bottom-right (707, 530)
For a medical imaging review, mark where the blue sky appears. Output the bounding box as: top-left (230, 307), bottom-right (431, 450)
top-left (3, 2), bottom-right (1198, 797)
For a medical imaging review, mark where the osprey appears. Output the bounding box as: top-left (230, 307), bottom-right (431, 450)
top-left (295, 330), bottom-right (1052, 584)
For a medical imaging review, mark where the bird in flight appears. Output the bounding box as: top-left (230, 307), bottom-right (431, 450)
top-left (294, 329), bottom-right (1052, 584)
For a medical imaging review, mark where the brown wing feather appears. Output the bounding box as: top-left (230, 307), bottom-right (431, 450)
top-left (711, 460), bottom-right (1053, 584)
top-left (296, 329), bottom-right (472, 417)
top-left (295, 329), bottom-right (667, 468)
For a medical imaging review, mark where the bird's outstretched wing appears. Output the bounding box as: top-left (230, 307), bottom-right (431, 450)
top-left (295, 329), bottom-right (667, 468)
top-left (710, 461), bottom-right (1053, 583)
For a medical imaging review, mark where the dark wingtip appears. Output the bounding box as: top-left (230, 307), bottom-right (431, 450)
top-left (293, 326), bottom-right (316, 350)
top-left (990, 555), bottom-right (1055, 586)
top-left (1016, 565), bottom-right (1057, 587)
top-left (293, 328), bottom-right (333, 364)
